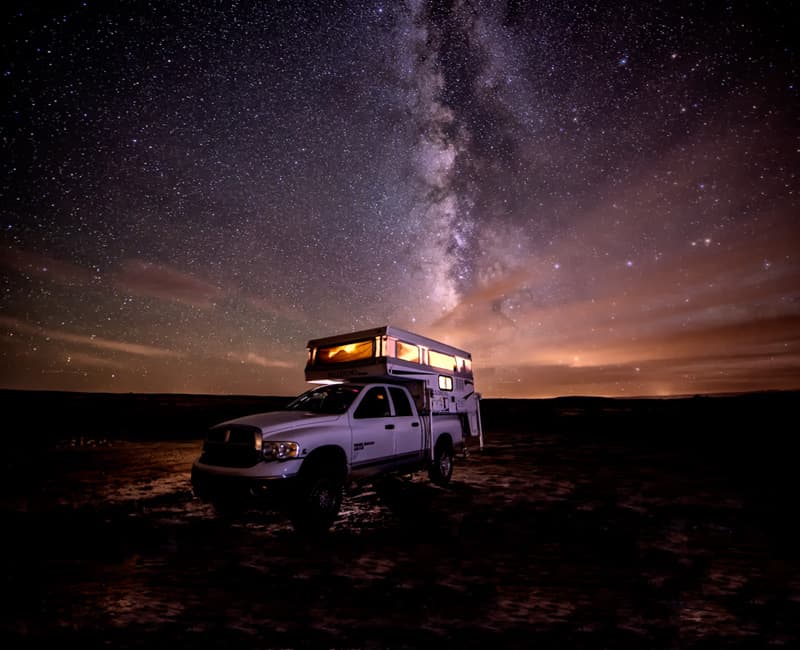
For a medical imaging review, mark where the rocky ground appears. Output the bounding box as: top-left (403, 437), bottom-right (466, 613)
top-left (1, 408), bottom-right (798, 649)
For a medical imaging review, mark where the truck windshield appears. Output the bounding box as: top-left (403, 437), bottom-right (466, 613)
top-left (285, 384), bottom-right (363, 415)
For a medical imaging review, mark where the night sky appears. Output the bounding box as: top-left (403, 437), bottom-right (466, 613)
top-left (1, 1), bottom-right (797, 398)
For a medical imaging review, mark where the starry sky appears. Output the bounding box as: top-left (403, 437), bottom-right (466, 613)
top-left (1, 1), bottom-right (798, 398)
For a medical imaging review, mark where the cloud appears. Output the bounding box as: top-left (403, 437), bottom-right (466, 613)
top-left (418, 217), bottom-right (800, 396)
top-left (115, 259), bottom-right (223, 308)
top-left (64, 351), bottom-right (127, 369)
top-left (228, 352), bottom-right (295, 369)
top-left (1, 248), bottom-right (227, 309)
top-left (0, 316), bottom-right (182, 358)
top-left (0, 246), bottom-right (95, 285)
top-left (479, 347), bottom-right (800, 398)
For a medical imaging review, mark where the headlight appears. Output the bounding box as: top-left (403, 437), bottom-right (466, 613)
top-left (262, 441), bottom-right (300, 461)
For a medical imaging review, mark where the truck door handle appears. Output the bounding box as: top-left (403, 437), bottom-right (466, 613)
top-left (385, 424), bottom-right (395, 430)
top-left (411, 422), bottom-right (419, 427)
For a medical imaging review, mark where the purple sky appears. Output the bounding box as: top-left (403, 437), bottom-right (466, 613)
top-left (1, 1), bottom-right (798, 397)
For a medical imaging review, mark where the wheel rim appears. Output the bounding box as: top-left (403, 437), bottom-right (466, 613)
top-left (312, 480), bottom-right (340, 513)
top-left (439, 452), bottom-right (452, 477)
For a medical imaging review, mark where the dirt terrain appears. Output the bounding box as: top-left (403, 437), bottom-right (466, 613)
top-left (1, 391), bottom-right (798, 648)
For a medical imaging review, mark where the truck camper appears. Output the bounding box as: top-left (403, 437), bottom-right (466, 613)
top-left (305, 325), bottom-right (483, 444)
top-left (191, 325), bottom-right (483, 532)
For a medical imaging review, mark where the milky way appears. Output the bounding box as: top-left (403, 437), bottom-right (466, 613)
top-left (1, 1), bottom-right (798, 397)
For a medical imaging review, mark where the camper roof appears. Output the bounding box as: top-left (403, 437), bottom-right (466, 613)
top-left (306, 325), bottom-right (471, 360)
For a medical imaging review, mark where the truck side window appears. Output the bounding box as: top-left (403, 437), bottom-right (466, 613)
top-left (353, 387), bottom-right (391, 419)
top-left (388, 387), bottom-right (413, 416)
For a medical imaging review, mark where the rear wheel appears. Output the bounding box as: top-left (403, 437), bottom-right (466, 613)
top-left (428, 438), bottom-right (454, 486)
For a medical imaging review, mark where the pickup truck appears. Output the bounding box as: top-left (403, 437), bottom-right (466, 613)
top-left (190, 381), bottom-right (460, 533)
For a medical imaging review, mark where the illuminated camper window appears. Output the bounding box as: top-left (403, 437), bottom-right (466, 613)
top-left (315, 339), bottom-right (373, 365)
top-left (429, 349), bottom-right (456, 370)
top-left (396, 340), bottom-right (420, 363)
top-left (438, 375), bottom-right (453, 391)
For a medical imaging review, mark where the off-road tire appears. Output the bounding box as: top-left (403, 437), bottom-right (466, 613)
top-left (428, 438), bottom-right (454, 486)
top-left (289, 470), bottom-right (344, 534)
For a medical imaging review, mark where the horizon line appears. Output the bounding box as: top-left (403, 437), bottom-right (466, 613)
top-left (1, 387), bottom-right (797, 401)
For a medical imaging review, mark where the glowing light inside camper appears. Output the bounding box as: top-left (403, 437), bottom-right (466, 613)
top-left (429, 350), bottom-right (457, 371)
top-left (396, 341), bottom-right (420, 363)
top-left (316, 339), bottom-right (374, 365)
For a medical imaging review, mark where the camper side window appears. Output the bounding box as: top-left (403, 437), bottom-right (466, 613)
top-left (388, 387), bottom-right (413, 416)
top-left (438, 375), bottom-right (453, 391)
top-left (316, 340), bottom-right (373, 365)
top-left (353, 387), bottom-right (391, 419)
top-left (396, 341), bottom-right (419, 363)
top-left (429, 350), bottom-right (456, 370)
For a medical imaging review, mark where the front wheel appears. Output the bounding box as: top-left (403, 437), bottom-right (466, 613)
top-left (428, 439), bottom-right (454, 486)
top-left (289, 472), bottom-right (344, 534)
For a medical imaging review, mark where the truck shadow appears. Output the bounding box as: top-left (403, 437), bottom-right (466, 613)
top-left (340, 475), bottom-right (475, 531)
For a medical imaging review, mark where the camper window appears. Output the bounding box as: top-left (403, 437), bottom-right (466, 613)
top-left (316, 339), bottom-right (373, 365)
top-left (438, 375), bottom-right (453, 391)
top-left (396, 340), bottom-right (420, 363)
top-left (429, 350), bottom-right (456, 371)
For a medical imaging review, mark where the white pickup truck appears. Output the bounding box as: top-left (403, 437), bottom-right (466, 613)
top-left (191, 326), bottom-right (483, 532)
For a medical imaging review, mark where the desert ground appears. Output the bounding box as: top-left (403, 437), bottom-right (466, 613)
top-left (0, 390), bottom-right (798, 648)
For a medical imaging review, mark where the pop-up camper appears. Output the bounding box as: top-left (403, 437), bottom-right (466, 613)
top-left (304, 325), bottom-right (483, 448)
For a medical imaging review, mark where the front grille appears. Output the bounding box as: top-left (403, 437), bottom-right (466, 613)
top-left (200, 424), bottom-right (261, 468)
top-left (206, 426), bottom-right (257, 445)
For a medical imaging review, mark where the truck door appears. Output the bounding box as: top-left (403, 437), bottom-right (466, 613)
top-left (388, 386), bottom-right (423, 459)
top-left (349, 386), bottom-right (395, 468)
